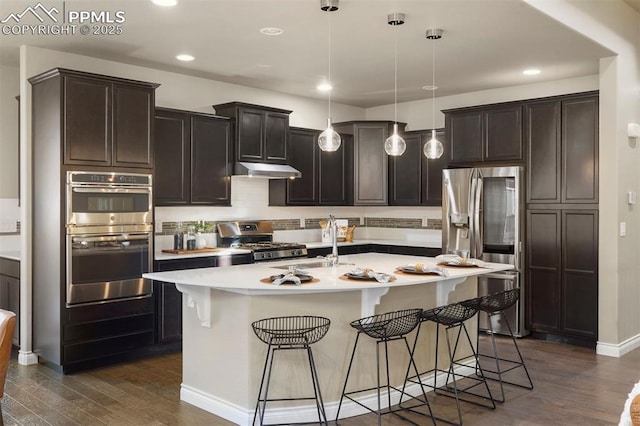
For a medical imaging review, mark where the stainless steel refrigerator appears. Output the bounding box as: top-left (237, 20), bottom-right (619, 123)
top-left (442, 166), bottom-right (527, 336)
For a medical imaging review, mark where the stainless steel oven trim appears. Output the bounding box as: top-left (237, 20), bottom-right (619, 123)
top-left (66, 230), bottom-right (153, 307)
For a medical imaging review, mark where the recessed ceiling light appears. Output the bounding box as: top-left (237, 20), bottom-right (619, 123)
top-left (523, 68), bottom-right (541, 75)
top-left (176, 54), bottom-right (195, 62)
top-left (317, 82), bottom-right (332, 92)
top-left (151, 0), bottom-right (177, 6)
top-left (422, 85), bottom-right (438, 91)
top-left (260, 27), bottom-right (284, 36)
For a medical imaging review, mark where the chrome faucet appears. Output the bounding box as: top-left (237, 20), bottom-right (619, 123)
top-left (325, 215), bottom-right (339, 266)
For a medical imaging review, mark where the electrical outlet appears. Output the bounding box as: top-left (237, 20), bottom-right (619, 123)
top-left (155, 221), bottom-right (163, 233)
top-left (620, 222), bottom-right (627, 237)
top-left (300, 218), bottom-right (305, 228)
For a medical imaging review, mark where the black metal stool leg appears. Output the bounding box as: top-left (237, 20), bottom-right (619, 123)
top-left (253, 343), bottom-right (274, 426)
top-left (306, 345), bottom-right (328, 425)
top-left (503, 314), bottom-right (534, 389)
top-left (487, 313), bottom-right (506, 403)
top-left (336, 332), bottom-right (361, 422)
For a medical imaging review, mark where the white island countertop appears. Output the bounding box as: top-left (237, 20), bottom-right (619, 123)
top-left (144, 252), bottom-right (511, 295)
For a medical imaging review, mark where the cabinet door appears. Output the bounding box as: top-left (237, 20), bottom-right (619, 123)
top-left (484, 105), bottom-right (523, 162)
top-left (154, 109), bottom-right (190, 205)
top-left (190, 115), bottom-right (232, 205)
top-left (562, 96), bottom-right (598, 204)
top-left (389, 133), bottom-right (422, 205)
top-left (526, 209), bottom-right (561, 332)
top-left (447, 110), bottom-right (483, 164)
top-left (112, 83), bottom-right (154, 168)
top-left (526, 100), bottom-right (561, 203)
top-left (422, 130), bottom-right (447, 206)
top-left (354, 124), bottom-right (388, 205)
top-left (286, 128), bottom-right (318, 205)
top-left (319, 135), bottom-right (350, 205)
top-left (265, 112), bottom-right (289, 163)
top-left (63, 75), bottom-right (111, 166)
top-left (562, 210), bottom-right (598, 339)
top-left (155, 282), bottom-right (182, 344)
top-left (237, 108), bottom-right (264, 161)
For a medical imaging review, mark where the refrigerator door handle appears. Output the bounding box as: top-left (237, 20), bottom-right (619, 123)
top-left (473, 172), bottom-right (483, 259)
top-left (468, 169), bottom-right (477, 257)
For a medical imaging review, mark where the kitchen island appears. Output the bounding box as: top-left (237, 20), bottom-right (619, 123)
top-left (144, 253), bottom-right (513, 425)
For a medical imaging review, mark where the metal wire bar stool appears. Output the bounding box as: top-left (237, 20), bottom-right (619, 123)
top-left (460, 288), bottom-right (533, 402)
top-left (402, 302), bottom-right (495, 426)
top-left (336, 308), bottom-right (435, 426)
top-left (251, 316), bottom-right (331, 426)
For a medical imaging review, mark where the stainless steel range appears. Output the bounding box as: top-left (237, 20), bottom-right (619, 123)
top-left (217, 221), bottom-right (307, 262)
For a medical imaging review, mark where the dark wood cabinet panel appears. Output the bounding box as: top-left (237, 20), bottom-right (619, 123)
top-left (0, 272), bottom-right (19, 346)
top-left (154, 108), bottom-right (232, 206)
top-left (389, 129), bottom-right (446, 206)
top-left (446, 110), bottom-right (483, 164)
top-left (422, 130), bottom-right (447, 206)
top-left (484, 105), bottom-right (523, 162)
top-left (526, 101), bottom-right (561, 203)
top-left (214, 102), bottom-right (291, 164)
top-left (561, 210), bottom-right (598, 338)
top-left (389, 132), bottom-right (422, 205)
top-left (355, 125), bottom-right (388, 204)
top-left (265, 112), bottom-right (289, 162)
top-left (526, 208), bottom-right (598, 344)
top-left (562, 96), bottom-right (599, 204)
top-left (154, 110), bottom-right (190, 205)
top-left (319, 134), bottom-right (352, 205)
top-left (238, 108), bottom-right (264, 161)
top-left (63, 76), bottom-right (111, 166)
top-left (190, 115), bottom-right (232, 205)
top-left (155, 282), bottom-right (182, 343)
top-left (269, 127), bottom-right (318, 205)
top-left (526, 210), bottom-right (561, 331)
top-left (112, 83), bottom-right (154, 168)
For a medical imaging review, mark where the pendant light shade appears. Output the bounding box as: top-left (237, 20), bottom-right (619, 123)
top-left (318, 117), bottom-right (341, 152)
top-left (385, 12), bottom-right (406, 156)
top-left (318, 0), bottom-right (341, 152)
top-left (385, 123), bottom-right (407, 156)
top-left (424, 129), bottom-right (444, 159)
top-left (424, 28), bottom-right (444, 159)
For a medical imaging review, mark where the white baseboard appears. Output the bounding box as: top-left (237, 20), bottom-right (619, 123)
top-left (597, 334), bottom-right (640, 357)
top-left (180, 359), bottom-right (477, 425)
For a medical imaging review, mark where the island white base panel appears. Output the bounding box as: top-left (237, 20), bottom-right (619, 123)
top-left (181, 359), bottom-right (478, 426)
top-left (180, 278), bottom-right (477, 426)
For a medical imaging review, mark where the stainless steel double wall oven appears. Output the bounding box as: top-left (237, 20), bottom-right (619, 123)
top-left (66, 171), bottom-right (153, 306)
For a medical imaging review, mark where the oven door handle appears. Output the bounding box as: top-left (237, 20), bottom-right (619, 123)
top-left (71, 187), bottom-right (151, 194)
top-left (72, 234), bottom-right (150, 243)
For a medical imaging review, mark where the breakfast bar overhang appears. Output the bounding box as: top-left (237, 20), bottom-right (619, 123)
top-left (144, 253), bottom-right (514, 426)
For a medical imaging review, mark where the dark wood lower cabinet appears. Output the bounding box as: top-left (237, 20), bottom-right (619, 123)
top-left (526, 208), bottom-right (598, 346)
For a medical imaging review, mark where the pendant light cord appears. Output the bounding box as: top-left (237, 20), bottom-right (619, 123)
top-left (431, 35), bottom-right (436, 130)
top-left (328, 10), bottom-right (332, 119)
top-left (394, 23), bottom-right (398, 125)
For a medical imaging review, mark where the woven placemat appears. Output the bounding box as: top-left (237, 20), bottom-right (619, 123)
top-left (338, 274), bottom-right (396, 282)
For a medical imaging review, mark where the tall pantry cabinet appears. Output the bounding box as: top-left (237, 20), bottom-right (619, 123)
top-left (525, 92), bottom-right (599, 347)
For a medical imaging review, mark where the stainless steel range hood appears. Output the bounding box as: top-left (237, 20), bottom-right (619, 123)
top-left (234, 162), bottom-right (302, 179)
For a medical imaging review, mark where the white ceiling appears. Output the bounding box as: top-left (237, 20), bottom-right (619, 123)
top-left (0, 0), bottom-right (616, 108)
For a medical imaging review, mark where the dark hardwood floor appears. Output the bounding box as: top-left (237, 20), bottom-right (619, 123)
top-left (2, 336), bottom-right (639, 425)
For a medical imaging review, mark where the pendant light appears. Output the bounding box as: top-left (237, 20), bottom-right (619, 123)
top-left (384, 12), bottom-right (406, 157)
top-left (423, 28), bottom-right (444, 159)
top-left (318, 0), bottom-right (341, 152)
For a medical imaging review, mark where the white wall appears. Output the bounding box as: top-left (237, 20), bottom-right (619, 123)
top-left (0, 64), bottom-right (19, 199)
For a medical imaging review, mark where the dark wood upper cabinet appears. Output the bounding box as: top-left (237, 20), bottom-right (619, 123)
top-left (445, 103), bottom-right (523, 165)
top-left (334, 121), bottom-right (398, 205)
top-left (154, 108), bottom-right (232, 206)
top-left (319, 133), bottom-right (352, 206)
top-left (154, 109), bottom-right (190, 205)
top-left (484, 105), bottom-right (523, 162)
top-left (388, 129), bottom-right (446, 206)
top-left (213, 102), bottom-right (291, 164)
top-left (562, 96), bottom-right (599, 204)
top-left (525, 100), bottom-right (561, 203)
top-left (526, 92), bottom-right (598, 205)
top-left (112, 83), bottom-right (154, 168)
top-left (28, 69), bottom-right (157, 169)
top-left (190, 114), bottom-right (232, 204)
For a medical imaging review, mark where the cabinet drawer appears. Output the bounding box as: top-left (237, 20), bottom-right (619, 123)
top-left (63, 331), bottom-right (154, 363)
top-left (64, 313), bottom-right (154, 342)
